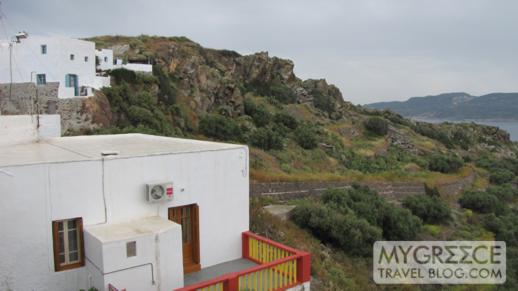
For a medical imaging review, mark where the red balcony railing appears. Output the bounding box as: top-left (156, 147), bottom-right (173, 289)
top-left (175, 231), bottom-right (311, 291)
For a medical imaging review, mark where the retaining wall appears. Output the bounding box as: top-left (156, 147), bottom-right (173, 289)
top-left (250, 181), bottom-right (426, 200)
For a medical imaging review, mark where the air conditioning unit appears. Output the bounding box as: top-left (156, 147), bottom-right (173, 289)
top-left (146, 182), bottom-right (174, 202)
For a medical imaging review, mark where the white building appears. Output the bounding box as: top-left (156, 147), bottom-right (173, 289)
top-left (0, 115), bottom-right (311, 291)
top-left (96, 49), bottom-right (114, 72)
top-left (97, 51), bottom-right (153, 74)
top-left (0, 33), bottom-right (111, 98)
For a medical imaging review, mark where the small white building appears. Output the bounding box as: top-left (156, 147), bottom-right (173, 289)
top-left (96, 49), bottom-right (153, 74)
top-left (96, 49), bottom-right (114, 72)
top-left (0, 115), bottom-right (311, 291)
top-left (0, 33), bottom-right (111, 98)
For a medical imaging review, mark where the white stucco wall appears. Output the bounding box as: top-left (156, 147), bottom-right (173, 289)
top-left (0, 36), bottom-right (111, 98)
top-left (103, 148), bottom-right (249, 268)
top-left (118, 63), bottom-right (153, 73)
top-left (96, 49), bottom-right (114, 71)
top-left (84, 219), bottom-right (183, 291)
top-left (0, 144), bottom-right (249, 290)
top-left (0, 114), bottom-right (61, 146)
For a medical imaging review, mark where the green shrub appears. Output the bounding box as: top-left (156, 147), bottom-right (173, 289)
top-left (486, 184), bottom-right (518, 202)
top-left (127, 105), bottom-right (159, 129)
top-left (423, 224), bottom-right (442, 236)
top-left (245, 81), bottom-right (297, 104)
top-left (381, 206), bottom-right (422, 240)
top-left (428, 154), bottom-right (463, 173)
top-left (244, 98), bottom-right (271, 127)
top-left (199, 114), bottom-right (243, 141)
top-left (412, 122), bottom-right (453, 148)
top-left (274, 112), bottom-right (298, 129)
top-left (452, 129), bottom-right (472, 150)
top-left (153, 65), bottom-right (177, 105)
top-left (313, 93), bottom-right (336, 115)
top-left (402, 195), bottom-right (451, 224)
top-left (364, 117), bottom-right (388, 136)
top-left (324, 185), bottom-right (421, 240)
top-left (268, 83), bottom-right (297, 104)
top-left (110, 68), bottom-right (137, 83)
top-left (249, 127), bottom-right (284, 150)
top-left (294, 123), bottom-right (319, 149)
top-left (489, 169), bottom-right (515, 185)
top-left (476, 156), bottom-right (518, 173)
top-left (291, 202), bottom-right (382, 256)
top-left (382, 110), bottom-right (410, 126)
top-left (459, 191), bottom-right (503, 214)
top-left (128, 91), bottom-right (156, 110)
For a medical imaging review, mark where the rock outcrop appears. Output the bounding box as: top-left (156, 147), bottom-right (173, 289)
top-left (91, 36), bottom-right (347, 119)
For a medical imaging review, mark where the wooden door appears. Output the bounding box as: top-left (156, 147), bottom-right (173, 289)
top-left (168, 204), bottom-right (200, 274)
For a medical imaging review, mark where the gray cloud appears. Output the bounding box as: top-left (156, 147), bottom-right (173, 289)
top-left (2, 0), bottom-right (517, 104)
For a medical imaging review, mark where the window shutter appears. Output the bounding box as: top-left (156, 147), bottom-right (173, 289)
top-left (52, 221), bottom-right (61, 271)
top-left (192, 204), bottom-right (200, 264)
top-left (77, 218), bottom-right (85, 267)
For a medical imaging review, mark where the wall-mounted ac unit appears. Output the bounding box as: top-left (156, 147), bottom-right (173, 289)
top-left (146, 182), bottom-right (173, 202)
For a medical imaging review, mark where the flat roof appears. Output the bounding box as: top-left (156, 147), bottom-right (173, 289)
top-left (0, 133), bottom-right (245, 167)
top-left (86, 216), bottom-right (179, 243)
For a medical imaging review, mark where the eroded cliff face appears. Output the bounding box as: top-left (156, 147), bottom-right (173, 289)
top-left (92, 36), bottom-right (347, 118)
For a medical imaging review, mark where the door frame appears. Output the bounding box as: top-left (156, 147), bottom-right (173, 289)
top-left (168, 204), bottom-right (201, 274)
top-left (65, 74), bottom-right (79, 96)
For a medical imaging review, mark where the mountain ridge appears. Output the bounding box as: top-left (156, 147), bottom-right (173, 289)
top-left (366, 92), bottom-right (518, 121)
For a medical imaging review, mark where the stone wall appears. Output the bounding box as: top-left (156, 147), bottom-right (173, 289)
top-left (0, 82), bottom-right (59, 115)
top-left (250, 181), bottom-right (426, 200)
top-left (0, 82), bottom-right (112, 135)
top-left (436, 170), bottom-right (477, 196)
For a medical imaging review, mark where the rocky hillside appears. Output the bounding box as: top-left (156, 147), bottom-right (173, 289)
top-left (91, 35), bottom-right (348, 119)
top-left (366, 92), bottom-right (518, 121)
top-left (77, 36), bottom-right (518, 291)
top-left (81, 35), bottom-right (517, 185)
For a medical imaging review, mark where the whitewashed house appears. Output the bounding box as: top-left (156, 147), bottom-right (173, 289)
top-left (96, 49), bottom-right (114, 72)
top-left (0, 115), bottom-right (311, 291)
top-left (0, 33), bottom-right (111, 98)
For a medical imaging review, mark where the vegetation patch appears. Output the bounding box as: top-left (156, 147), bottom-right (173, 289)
top-left (363, 117), bottom-right (389, 136)
top-left (290, 185), bottom-right (422, 256)
top-left (402, 194), bottom-right (451, 224)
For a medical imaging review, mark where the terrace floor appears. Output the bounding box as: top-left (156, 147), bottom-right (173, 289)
top-left (184, 258), bottom-right (258, 286)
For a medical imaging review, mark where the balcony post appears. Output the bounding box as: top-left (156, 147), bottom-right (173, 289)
top-left (242, 232), bottom-right (249, 259)
top-left (296, 252), bottom-right (311, 283)
top-left (224, 275), bottom-right (239, 291)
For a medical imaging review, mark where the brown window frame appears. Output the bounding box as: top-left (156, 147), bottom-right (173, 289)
top-left (52, 217), bottom-right (85, 272)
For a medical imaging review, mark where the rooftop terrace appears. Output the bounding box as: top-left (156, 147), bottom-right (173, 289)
top-left (0, 133), bottom-right (245, 167)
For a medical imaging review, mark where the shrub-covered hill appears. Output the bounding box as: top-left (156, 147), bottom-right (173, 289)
top-left (84, 35), bottom-right (518, 184)
top-left (81, 35), bottom-right (518, 291)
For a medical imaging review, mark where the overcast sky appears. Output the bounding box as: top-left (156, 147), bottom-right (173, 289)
top-left (2, 0), bottom-right (517, 104)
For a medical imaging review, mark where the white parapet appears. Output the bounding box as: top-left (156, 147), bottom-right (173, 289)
top-left (0, 114), bottom-right (61, 146)
top-left (115, 63), bottom-right (153, 73)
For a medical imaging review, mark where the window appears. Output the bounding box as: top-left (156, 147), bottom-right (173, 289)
top-left (52, 218), bottom-right (84, 271)
top-left (70, 54), bottom-right (75, 61)
top-left (41, 45), bottom-right (47, 55)
top-left (84, 56), bottom-right (88, 62)
top-left (104, 56), bottom-right (108, 62)
top-left (36, 74), bottom-right (46, 85)
top-left (126, 241), bottom-right (137, 257)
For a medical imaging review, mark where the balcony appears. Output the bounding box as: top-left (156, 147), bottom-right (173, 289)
top-left (176, 231), bottom-right (311, 291)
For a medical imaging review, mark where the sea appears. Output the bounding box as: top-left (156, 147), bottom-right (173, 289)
top-left (415, 119), bottom-right (518, 142)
